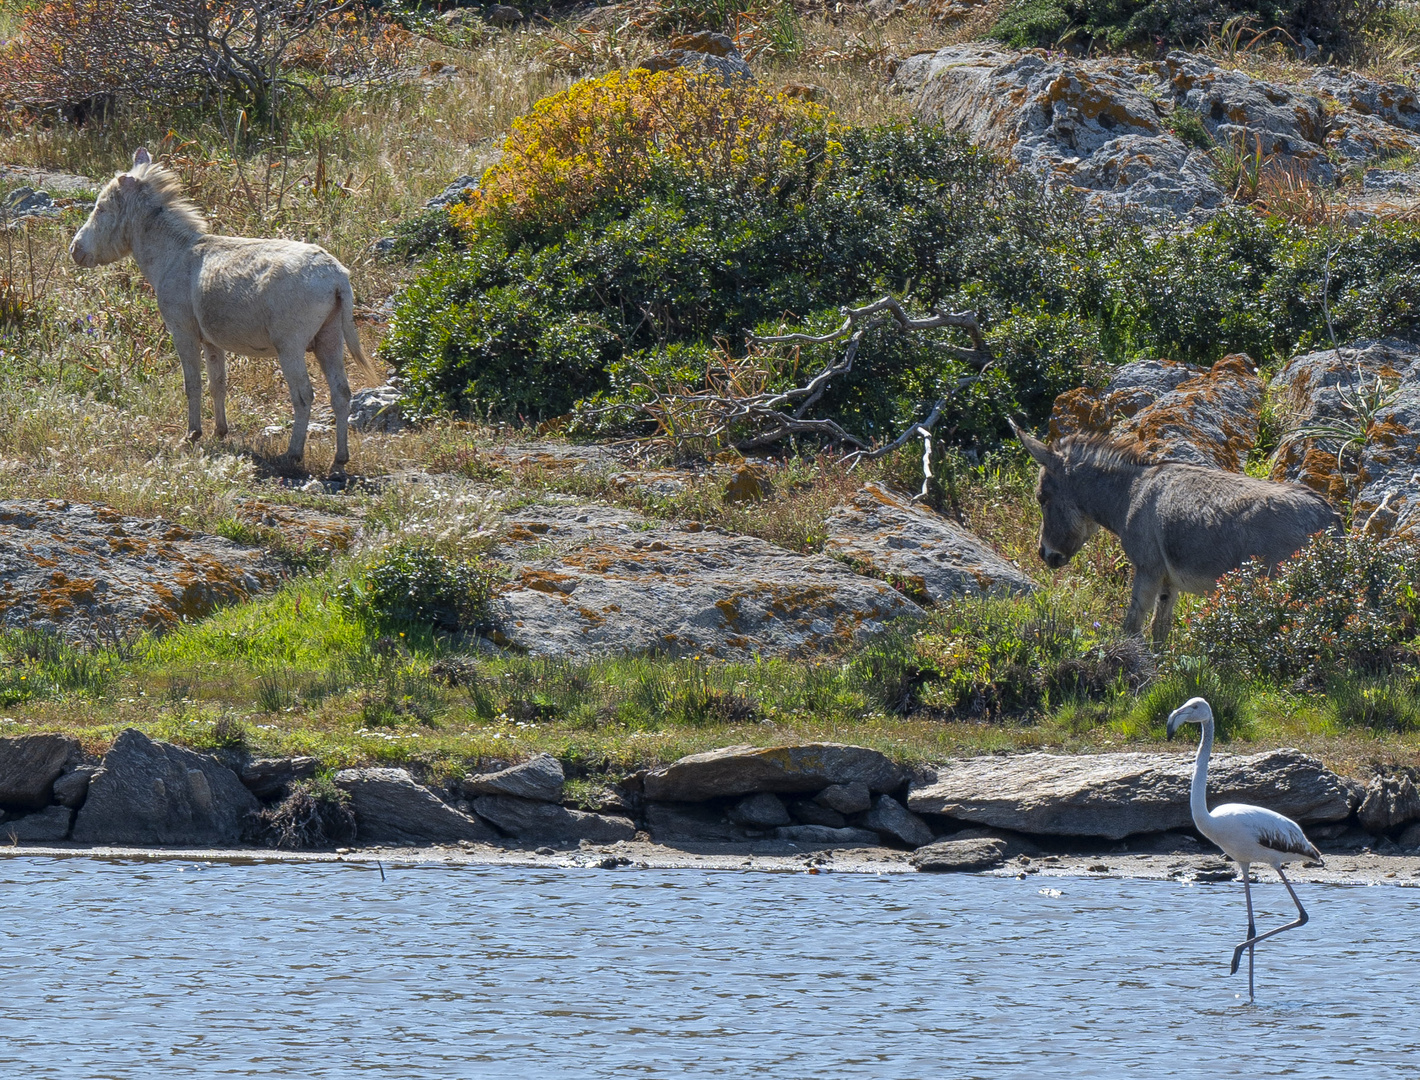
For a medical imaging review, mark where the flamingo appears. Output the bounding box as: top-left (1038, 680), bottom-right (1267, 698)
top-left (1167, 696), bottom-right (1323, 1002)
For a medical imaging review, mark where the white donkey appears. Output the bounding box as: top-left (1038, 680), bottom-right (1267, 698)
top-left (70, 148), bottom-right (371, 471)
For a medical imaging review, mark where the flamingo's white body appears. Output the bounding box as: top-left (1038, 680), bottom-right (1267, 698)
top-left (1167, 696), bottom-right (1322, 1001)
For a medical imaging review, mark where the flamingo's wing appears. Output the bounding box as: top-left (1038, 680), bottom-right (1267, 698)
top-left (1211, 803), bottom-right (1323, 862)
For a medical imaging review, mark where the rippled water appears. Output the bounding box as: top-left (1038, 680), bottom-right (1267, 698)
top-left (2, 857), bottom-right (1417, 1079)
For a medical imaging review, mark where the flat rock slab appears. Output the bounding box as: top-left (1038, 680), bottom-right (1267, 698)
top-left (910, 837), bottom-right (1008, 872)
top-left (0, 734), bottom-right (78, 808)
top-left (1052, 356), bottom-right (1262, 471)
top-left (775, 824), bottom-right (880, 846)
top-left (491, 506), bottom-right (920, 659)
top-left (644, 743), bottom-right (906, 802)
top-left (334, 768), bottom-right (496, 846)
top-left (462, 753), bottom-right (564, 803)
top-left (471, 795), bottom-right (634, 844)
top-left (0, 501), bottom-right (282, 640)
top-left (72, 729), bottom-right (258, 845)
top-left (823, 483), bottom-right (1035, 603)
top-left (907, 750), bottom-right (1355, 840)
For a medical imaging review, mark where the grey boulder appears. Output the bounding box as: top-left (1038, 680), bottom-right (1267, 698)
top-left (240, 757), bottom-right (318, 801)
top-left (52, 764), bottom-right (99, 808)
top-left (644, 743), bottom-right (905, 802)
top-left (1357, 774), bottom-right (1420, 835)
top-left (334, 768), bottom-right (496, 846)
top-left (815, 782), bottom-right (871, 815)
top-left (471, 794), bottom-right (634, 844)
top-left (1, 805), bottom-right (73, 842)
top-left (860, 794), bottom-right (934, 848)
top-left (907, 750), bottom-right (1355, 839)
top-left (0, 734), bottom-right (78, 808)
top-left (462, 753), bottom-right (565, 803)
top-left (910, 837), bottom-right (1008, 872)
top-left (644, 802), bottom-right (744, 845)
top-left (728, 792), bottom-right (790, 829)
top-left (787, 799), bottom-right (845, 828)
top-left (72, 729), bottom-right (258, 845)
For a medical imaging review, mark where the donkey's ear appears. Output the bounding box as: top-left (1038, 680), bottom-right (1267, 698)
top-left (133, 147), bottom-right (152, 167)
top-left (1009, 419), bottom-right (1059, 469)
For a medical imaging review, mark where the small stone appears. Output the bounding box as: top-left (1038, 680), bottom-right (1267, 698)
top-left (727, 792), bottom-right (790, 829)
top-left (910, 838), bottom-right (1008, 872)
top-left (348, 385), bottom-right (407, 434)
top-left (597, 855), bottom-right (619, 869)
top-left (815, 782), bottom-right (871, 815)
top-left (535, 846), bottom-right (555, 855)
top-left (485, 3), bottom-right (523, 25)
top-left (860, 794), bottom-right (934, 848)
top-left (1087, 863), bottom-right (1110, 873)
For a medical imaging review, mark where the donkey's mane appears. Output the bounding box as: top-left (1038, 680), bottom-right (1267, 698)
top-left (1055, 432), bottom-right (1169, 470)
top-left (130, 163), bottom-right (210, 236)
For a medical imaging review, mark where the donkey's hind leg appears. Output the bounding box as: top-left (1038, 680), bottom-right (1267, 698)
top-left (203, 343), bottom-right (228, 438)
top-left (312, 314), bottom-right (352, 471)
top-left (276, 345), bottom-right (315, 465)
top-left (1151, 587), bottom-right (1178, 649)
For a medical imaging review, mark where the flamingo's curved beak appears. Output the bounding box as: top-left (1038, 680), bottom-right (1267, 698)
top-left (1165, 707), bottom-right (1184, 739)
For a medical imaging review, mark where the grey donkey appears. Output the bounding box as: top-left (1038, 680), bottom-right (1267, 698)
top-left (1010, 421), bottom-right (1340, 645)
top-left (70, 148), bottom-right (371, 472)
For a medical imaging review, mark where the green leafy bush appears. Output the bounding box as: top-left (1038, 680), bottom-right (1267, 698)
top-left (1136, 655), bottom-right (1254, 740)
top-left (1181, 534), bottom-right (1420, 683)
top-left (990, 0), bottom-right (1389, 50)
top-left (1325, 675), bottom-right (1420, 732)
top-left (337, 543), bottom-right (497, 633)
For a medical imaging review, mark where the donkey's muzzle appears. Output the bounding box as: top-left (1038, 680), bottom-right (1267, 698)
top-left (1039, 546), bottom-right (1067, 569)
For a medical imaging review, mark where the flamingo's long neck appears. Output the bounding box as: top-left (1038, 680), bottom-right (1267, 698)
top-left (1190, 717), bottom-right (1216, 829)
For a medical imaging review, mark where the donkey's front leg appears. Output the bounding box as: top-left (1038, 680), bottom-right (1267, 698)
top-left (203, 343), bottom-right (228, 438)
top-left (172, 328), bottom-right (205, 441)
top-left (1122, 568), bottom-right (1163, 638)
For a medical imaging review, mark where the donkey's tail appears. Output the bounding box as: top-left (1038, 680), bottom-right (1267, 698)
top-left (339, 278), bottom-right (376, 379)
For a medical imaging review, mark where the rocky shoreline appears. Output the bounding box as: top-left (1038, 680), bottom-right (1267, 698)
top-left (5, 731), bottom-right (1418, 870)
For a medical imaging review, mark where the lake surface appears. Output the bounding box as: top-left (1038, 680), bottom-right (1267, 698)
top-left (1, 857), bottom-right (1417, 1079)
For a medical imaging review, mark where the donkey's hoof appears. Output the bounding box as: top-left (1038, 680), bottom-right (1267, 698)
top-left (184, 429), bottom-right (203, 443)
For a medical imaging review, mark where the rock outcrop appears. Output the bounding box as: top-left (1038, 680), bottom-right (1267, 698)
top-left (0, 734), bottom-right (78, 808)
top-left (894, 45), bottom-right (1420, 217)
top-left (491, 505), bottom-right (920, 659)
top-left (1351, 357), bottom-right (1420, 540)
top-left (72, 729), bottom-right (259, 845)
top-left (1356, 774), bottom-right (1420, 835)
top-left (333, 767), bottom-right (496, 845)
top-left (823, 483), bottom-right (1035, 603)
top-left (0, 501), bottom-right (282, 640)
top-left (639, 31), bottom-right (754, 84)
top-left (907, 749), bottom-right (1355, 839)
top-left (644, 743), bottom-right (906, 802)
top-left (1051, 355), bottom-right (1263, 470)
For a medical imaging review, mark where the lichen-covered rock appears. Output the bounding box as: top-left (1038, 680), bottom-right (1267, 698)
top-left (71, 729), bottom-right (259, 846)
top-left (348, 385), bottom-right (407, 433)
top-left (823, 483), bottom-right (1035, 603)
top-left (1050, 356), bottom-right (1262, 471)
top-left (333, 767), bottom-right (497, 845)
top-left (491, 505), bottom-right (920, 659)
top-left (893, 45), bottom-right (1420, 217)
top-left (639, 33), bottom-right (754, 84)
top-left (1351, 359), bottom-right (1420, 540)
top-left (644, 743), bottom-right (906, 802)
top-left (0, 734), bottom-right (78, 808)
top-left (1268, 340), bottom-right (1419, 503)
top-left (906, 749), bottom-right (1354, 839)
top-left (0, 501), bottom-right (283, 640)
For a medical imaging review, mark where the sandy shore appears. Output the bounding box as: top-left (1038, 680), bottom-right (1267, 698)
top-left (5, 841), bottom-right (1420, 885)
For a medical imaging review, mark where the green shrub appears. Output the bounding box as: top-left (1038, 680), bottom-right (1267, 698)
top-left (1136, 655), bottom-right (1254, 741)
top-left (337, 543), bottom-right (497, 633)
top-left (990, 0), bottom-right (1389, 50)
top-left (1325, 675), bottom-right (1420, 732)
top-left (1181, 534), bottom-right (1420, 683)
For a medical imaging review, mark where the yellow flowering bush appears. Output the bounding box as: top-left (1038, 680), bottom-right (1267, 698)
top-left (451, 67), bottom-right (841, 233)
